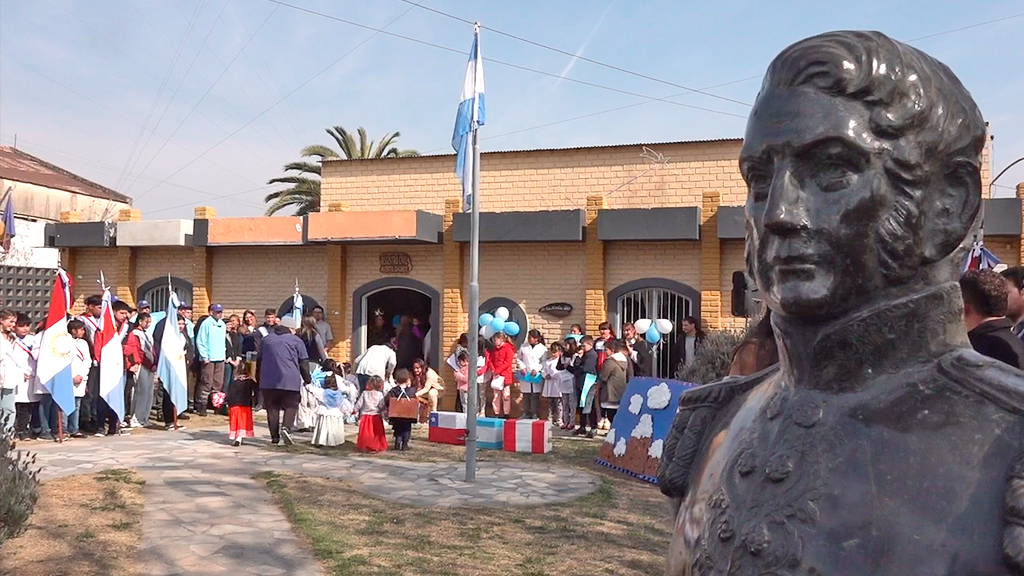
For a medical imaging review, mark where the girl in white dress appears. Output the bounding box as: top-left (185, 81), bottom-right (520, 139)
top-left (307, 375), bottom-right (352, 447)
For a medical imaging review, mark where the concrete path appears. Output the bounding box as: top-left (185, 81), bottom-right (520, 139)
top-left (23, 425), bottom-right (600, 576)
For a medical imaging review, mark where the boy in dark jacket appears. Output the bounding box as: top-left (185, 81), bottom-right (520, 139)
top-left (569, 335), bottom-right (599, 438)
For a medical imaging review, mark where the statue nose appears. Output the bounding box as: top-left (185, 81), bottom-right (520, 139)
top-left (762, 170), bottom-right (810, 234)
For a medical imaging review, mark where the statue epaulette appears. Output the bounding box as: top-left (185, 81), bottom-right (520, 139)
top-left (938, 348), bottom-right (1024, 417)
top-left (657, 365), bottom-right (779, 499)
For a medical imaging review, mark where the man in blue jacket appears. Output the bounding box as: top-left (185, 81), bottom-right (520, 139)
top-left (195, 303), bottom-right (227, 416)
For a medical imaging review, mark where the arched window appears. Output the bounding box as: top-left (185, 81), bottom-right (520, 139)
top-left (277, 294), bottom-right (323, 319)
top-left (137, 276), bottom-right (193, 309)
top-left (607, 278), bottom-right (700, 379)
top-left (479, 297), bottom-right (529, 349)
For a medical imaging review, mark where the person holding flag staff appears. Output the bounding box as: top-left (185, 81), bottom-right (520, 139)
top-left (36, 268), bottom-right (77, 441)
top-left (156, 284), bottom-right (191, 431)
top-left (95, 288), bottom-right (132, 437)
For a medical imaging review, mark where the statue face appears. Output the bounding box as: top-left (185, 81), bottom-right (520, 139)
top-left (740, 87), bottom-right (894, 321)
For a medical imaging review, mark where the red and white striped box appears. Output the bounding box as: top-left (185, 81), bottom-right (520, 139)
top-left (428, 411), bottom-right (467, 446)
top-left (502, 419), bottom-right (552, 454)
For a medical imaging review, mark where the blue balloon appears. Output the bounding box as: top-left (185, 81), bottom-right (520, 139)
top-left (503, 321), bottom-right (521, 337)
top-left (645, 325), bottom-right (662, 344)
top-left (392, 315), bottom-right (401, 328)
top-left (479, 313), bottom-right (494, 327)
top-left (490, 316), bottom-right (506, 332)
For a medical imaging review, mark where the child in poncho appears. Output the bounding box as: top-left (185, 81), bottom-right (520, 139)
top-left (226, 362), bottom-right (258, 446)
top-left (307, 374), bottom-right (352, 447)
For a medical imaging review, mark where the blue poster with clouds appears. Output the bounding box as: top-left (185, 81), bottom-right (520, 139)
top-left (596, 377), bottom-right (697, 484)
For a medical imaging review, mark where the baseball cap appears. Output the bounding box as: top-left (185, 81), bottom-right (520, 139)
top-left (138, 300), bottom-right (151, 309)
top-left (210, 304), bottom-right (224, 313)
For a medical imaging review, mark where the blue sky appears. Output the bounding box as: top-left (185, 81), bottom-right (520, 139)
top-left (1, 0), bottom-right (1022, 219)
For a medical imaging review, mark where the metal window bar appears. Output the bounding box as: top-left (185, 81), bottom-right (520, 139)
top-left (141, 283), bottom-right (191, 309)
top-left (616, 288), bottom-right (692, 379)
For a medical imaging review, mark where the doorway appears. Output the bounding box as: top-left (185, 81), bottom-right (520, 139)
top-left (352, 278), bottom-right (440, 369)
top-left (607, 278), bottom-right (700, 379)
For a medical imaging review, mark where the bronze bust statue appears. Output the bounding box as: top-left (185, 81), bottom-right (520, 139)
top-left (659, 31), bottom-right (1024, 575)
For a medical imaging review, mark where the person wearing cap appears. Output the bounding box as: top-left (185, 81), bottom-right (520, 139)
top-left (257, 314), bottom-right (311, 445)
top-left (129, 299), bottom-right (151, 326)
top-left (194, 303), bottom-right (227, 417)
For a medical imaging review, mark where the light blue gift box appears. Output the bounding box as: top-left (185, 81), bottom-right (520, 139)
top-left (476, 416), bottom-right (505, 450)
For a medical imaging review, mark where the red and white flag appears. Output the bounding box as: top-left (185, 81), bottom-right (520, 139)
top-left (97, 287), bottom-right (125, 421)
top-left (36, 268), bottom-right (76, 414)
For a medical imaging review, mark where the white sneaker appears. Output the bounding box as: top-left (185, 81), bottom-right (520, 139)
top-left (93, 431), bottom-right (106, 437)
top-left (130, 417), bottom-right (142, 429)
top-left (281, 429), bottom-right (294, 446)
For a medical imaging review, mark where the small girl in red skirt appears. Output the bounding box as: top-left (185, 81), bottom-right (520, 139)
top-left (353, 375), bottom-right (388, 452)
top-left (226, 362), bottom-right (258, 447)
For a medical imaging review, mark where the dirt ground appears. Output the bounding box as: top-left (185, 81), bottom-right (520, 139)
top-left (258, 429), bottom-right (673, 576)
top-left (0, 468), bottom-right (144, 576)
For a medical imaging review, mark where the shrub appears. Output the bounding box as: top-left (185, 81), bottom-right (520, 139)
top-left (675, 330), bottom-right (744, 385)
top-left (0, 417), bottom-right (40, 545)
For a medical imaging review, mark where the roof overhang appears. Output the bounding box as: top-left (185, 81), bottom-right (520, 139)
top-left (305, 210), bottom-right (442, 244)
top-left (453, 210), bottom-right (585, 243)
top-left (597, 207), bottom-right (701, 241)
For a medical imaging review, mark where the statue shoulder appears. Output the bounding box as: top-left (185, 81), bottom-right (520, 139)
top-left (938, 349), bottom-right (1024, 416)
top-left (657, 365), bottom-right (778, 498)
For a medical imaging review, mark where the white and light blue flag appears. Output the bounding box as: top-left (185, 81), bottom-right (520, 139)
top-left (452, 24), bottom-right (485, 213)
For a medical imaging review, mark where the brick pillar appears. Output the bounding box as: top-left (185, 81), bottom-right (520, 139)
top-left (700, 190), bottom-right (723, 330)
top-left (325, 201), bottom-right (349, 361)
top-left (584, 195), bottom-right (607, 336)
top-left (1018, 183), bottom-right (1024, 266)
top-left (59, 211), bottom-right (80, 223)
top-left (440, 198), bottom-right (465, 410)
top-left (193, 207), bottom-right (216, 311)
top-left (116, 209), bottom-right (141, 305)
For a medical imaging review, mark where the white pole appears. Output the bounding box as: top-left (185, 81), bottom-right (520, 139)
top-left (465, 126), bottom-right (481, 483)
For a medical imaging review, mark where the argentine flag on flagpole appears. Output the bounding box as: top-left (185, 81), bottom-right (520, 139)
top-left (157, 288), bottom-right (189, 416)
top-left (452, 24), bottom-right (485, 212)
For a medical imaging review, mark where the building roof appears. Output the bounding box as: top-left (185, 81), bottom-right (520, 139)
top-left (0, 146), bottom-right (132, 204)
top-left (322, 137), bottom-right (744, 162)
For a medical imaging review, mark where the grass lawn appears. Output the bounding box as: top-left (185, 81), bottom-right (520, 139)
top-left (0, 469), bottom-right (144, 576)
top-left (256, 427), bottom-right (672, 576)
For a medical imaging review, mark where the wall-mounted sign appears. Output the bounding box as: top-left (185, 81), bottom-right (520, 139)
top-left (380, 252), bottom-right (413, 275)
top-left (539, 302), bottom-right (573, 318)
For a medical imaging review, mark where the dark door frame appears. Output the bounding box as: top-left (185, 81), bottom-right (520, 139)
top-left (351, 277), bottom-right (441, 368)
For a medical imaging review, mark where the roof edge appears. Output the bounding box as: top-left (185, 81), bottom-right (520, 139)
top-left (0, 146), bottom-right (133, 204)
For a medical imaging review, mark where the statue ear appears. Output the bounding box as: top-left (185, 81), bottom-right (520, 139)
top-left (919, 161), bottom-right (981, 264)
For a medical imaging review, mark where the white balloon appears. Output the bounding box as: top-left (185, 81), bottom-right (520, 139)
top-left (481, 324), bottom-right (497, 339)
top-left (633, 319), bottom-right (652, 334)
top-left (494, 306), bottom-right (510, 321)
top-left (655, 318), bottom-right (674, 334)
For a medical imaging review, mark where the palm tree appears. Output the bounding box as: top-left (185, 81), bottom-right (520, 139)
top-left (264, 127), bottom-right (419, 216)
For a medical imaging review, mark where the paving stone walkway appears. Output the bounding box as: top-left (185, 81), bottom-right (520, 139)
top-left (23, 425), bottom-right (600, 576)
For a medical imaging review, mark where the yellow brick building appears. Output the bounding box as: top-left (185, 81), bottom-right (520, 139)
top-left (50, 138), bottom-right (1022, 409)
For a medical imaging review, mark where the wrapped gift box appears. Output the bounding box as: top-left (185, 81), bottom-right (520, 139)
top-left (476, 416), bottom-right (505, 450)
top-left (428, 411), bottom-right (467, 445)
top-left (503, 419), bottom-right (552, 454)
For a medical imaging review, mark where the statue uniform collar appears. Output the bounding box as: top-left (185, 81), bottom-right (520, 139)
top-left (771, 282), bottom-right (969, 392)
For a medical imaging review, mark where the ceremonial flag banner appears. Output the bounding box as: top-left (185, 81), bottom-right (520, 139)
top-left (1, 191), bottom-right (15, 252)
top-left (292, 290), bottom-right (303, 327)
top-left (452, 24), bottom-right (485, 212)
top-left (157, 290), bottom-right (189, 416)
top-left (97, 288), bottom-right (126, 421)
top-left (37, 269), bottom-right (75, 414)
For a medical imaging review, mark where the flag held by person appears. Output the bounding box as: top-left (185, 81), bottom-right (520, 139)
top-left (36, 268), bottom-right (76, 414)
top-left (451, 24), bottom-right (485, 212)
top-left (157, 289), bottom-right (189, 416)
top-left (97, 287), bottom-right (126, 422)
top-left (0, 190), bottom-right (15, 252)
top-left (292, 280), bottom-right (303, 328)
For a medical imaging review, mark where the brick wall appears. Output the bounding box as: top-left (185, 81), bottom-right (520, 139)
top-left (210, 246), bottom-right (328, 317)
top-left (604, 240), bottom-right (702, 299)
top-left (341, 244), bottom-right (445, 361)
top-left (72, 247), bottom-right (119, 312)
top-left (986, 237), bottom-right (1021, 267)
top-left (134, 247), bottom-right (194, 292)
top-left (321, 140), bottom-right (746, 213)
top-left (462, 242), bottom-right (588, 342)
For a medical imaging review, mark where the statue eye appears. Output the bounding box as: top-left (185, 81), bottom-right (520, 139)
top-left (815, 161), bottom-right (858, 192)
top-left (746, 170), bottom-right (772, 201)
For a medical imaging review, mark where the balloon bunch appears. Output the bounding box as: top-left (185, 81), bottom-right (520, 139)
top-left (479, 306), bottom-right (520, 338)
top-left (633, 318), bottom-right (673, 344)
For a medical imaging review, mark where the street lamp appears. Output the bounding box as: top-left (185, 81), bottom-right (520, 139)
top-left (990, 156), bottom-right (1024, 197)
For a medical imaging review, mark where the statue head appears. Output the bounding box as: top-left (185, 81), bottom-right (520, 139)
top-left (741, 31), bottom-right (986, 322)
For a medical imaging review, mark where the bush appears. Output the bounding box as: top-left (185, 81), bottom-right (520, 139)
top-left (675, 330), bottom-right (744, 385)
top-left (0, 417), bottom-right (40, 545)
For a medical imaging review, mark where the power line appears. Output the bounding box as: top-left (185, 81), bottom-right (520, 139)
top-left (132, 0), bottom-right (427, 204)
top-left (394, 0), bottom-right (751, 107)
top-left (262, 0), bottom-right (746, 119)
top-left (905, 11), bottom-right (1024, 42)
top-left (127, 5), bottom-right (279, 196)
top-left (116, 0), bottom-right (206, 190)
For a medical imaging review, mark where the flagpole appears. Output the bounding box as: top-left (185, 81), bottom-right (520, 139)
top-left (465, 121), bottom-right (481, 483)
top-left (57, 409), bottom-right (64, 443)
